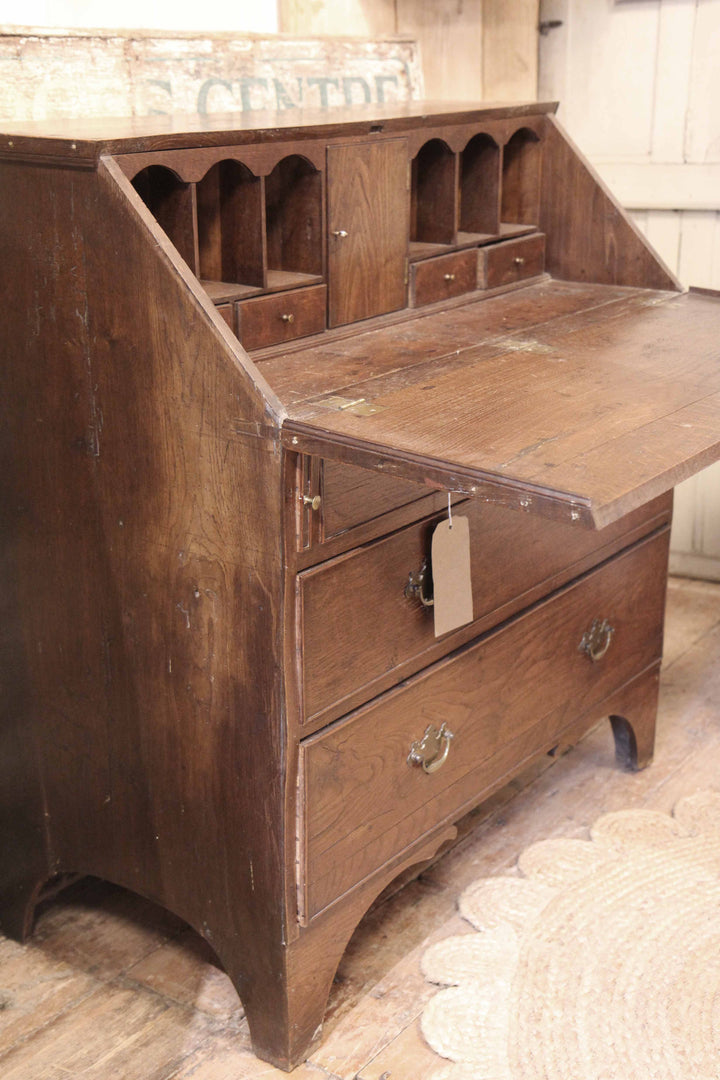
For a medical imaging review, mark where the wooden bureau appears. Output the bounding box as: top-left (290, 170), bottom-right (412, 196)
top-left (2, 101), bottom-right (720, 1070)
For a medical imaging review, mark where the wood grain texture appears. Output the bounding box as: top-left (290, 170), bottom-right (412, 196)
top-left (480, 232), bottom-right (545, 289)
top-left (238, 285), bottom-right (327, 351)
top-left (1, 579), bottom-right (716, 1079)
top-left (411, 137), bottom-right (457, 244)
top-left (460, 132), bottom-right (501, 235)
top-left (327, 138), bottom-right (409, 326)
top-left (319, 458), bottom-right (445, 543)
top-left (282, 287), bottom-right (720, 528)
top-left (300, 530), bottom-right (670, 917)
top-left (0, 152), bottom-right (305, 1067)
top-left (262, 279), bottom-right (644, 403)
top-left (300, 494), bottom-right (671, 727)
top-left (0, 102), bottom-right (558, 168)
top-left (5, 99), bottom-right (720, 1074)
top-left (196, 159), bottom-right (265, 286)
top-left (540, 116), bottom-right (681, 291)
top-left (411, 249), bottom-right (477, 306)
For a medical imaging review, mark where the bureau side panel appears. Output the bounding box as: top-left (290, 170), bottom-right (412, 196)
top-left (540, 116), bottom-right (680, 291)
top-left (0, 156), bottom-right (291, 977)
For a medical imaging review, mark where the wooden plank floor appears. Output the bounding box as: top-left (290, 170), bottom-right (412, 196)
top-left (1, 575), bottom-right (718, 1079)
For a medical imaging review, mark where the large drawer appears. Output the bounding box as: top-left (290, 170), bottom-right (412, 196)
top-left (298, 528), bottom-right (669, 919)
top-left (299, 493), bottom-right (671, 725)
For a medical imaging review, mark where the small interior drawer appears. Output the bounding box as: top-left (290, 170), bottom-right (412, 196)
top-left (411, 250), bottom-right (478, 306)
top-left (298, 528), bottom-right (669, 919)
top-left (479, 232), bottom-right (546, 290)
top-left (299, 493), bottom-right (671, 726)
top-left (237, 284), bottom-right (326, 351)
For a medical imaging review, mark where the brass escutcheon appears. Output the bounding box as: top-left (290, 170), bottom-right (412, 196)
top-left (407, 722), bottom-right (454, 773)
top-left (404, 557), bottom-right (434, 607)
top-left (579, 618), bottom-right (614, 662)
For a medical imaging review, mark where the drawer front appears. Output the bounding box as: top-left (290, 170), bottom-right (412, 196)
top-left (299, 529), bottom-right (669, 918)
top-left (411, 250), bottom-right (477, 306)
top-left (480, 233), bottom-right (545, 290)
top-left (322, 459), bottom-right (433, 540)
top-left (215, 303), bottom-right (235, 332)
top-left (237, 285), bottom-right (326, 350)
top-left (299, 493), bottom-right (671, 725)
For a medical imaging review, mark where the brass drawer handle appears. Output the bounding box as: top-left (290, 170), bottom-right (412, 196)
top-left (443, 272), bottom-right (456, 282)
top-left (404, 556), bottom-right (434, 607)
top-left (331, 229), bottom-right (348, 238)
top-left (579, 618), bottom-right (615, 662)
top-left (302, 494), bottom-right (321, 511)
top-left (513, 256), bottom-right (525, 267)
top-left (280, 312), bottom-right (295, 324)
top-left (408, 722), bottom-right (454, 774)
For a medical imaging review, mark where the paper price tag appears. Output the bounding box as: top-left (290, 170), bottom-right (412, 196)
top-left (431, 516), bottom-right (474, 638)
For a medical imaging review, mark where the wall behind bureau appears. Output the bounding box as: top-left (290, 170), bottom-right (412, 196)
top-left (539, 0), bottom-right (720, 580)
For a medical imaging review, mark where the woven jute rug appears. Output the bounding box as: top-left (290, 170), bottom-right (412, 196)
top-left (420, 792), bottom-right (720, 1080)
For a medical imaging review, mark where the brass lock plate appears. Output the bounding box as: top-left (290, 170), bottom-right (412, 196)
top-left (313, 394), bottom-right (384, 417)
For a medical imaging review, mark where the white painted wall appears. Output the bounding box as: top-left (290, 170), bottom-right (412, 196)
top-left (539, 0), bottom-right (720, 580)
top-left (0, 0), bottom-right (278, 33)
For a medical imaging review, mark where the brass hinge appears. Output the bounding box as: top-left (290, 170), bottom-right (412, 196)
top-left (313, 394), bottom-right (384, 416)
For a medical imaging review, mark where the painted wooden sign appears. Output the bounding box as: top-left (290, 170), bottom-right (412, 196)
top-left (0, 28), bottom-right (423, 121)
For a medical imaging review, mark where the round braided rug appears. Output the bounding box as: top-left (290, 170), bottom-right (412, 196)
top-left (420, 792), bottom-right (720, 1080)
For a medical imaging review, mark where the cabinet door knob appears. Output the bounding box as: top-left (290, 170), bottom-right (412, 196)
top-left (302, 494), bottom-right (321, 511)
top-left (579, 618), bottom-right (614, 662)
top-left (331, 229), bottom-right (348, 238)
top-left (513, 256), bottom-right (525, 267)
top-left (280, 313), bottom-right (295, 324)
top-left (407, 722), bottom-right (454, 773)
top-left (443, 273), bottom-right (456, 282)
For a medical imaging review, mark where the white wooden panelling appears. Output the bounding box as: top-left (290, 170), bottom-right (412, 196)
top-left (279, 0), bottom-right (395, 36)
top-left (540, 0), bottom-right (661, 157)
top-left (644, 210), bottom-right (682, 274)
top-left (280, 1), bottom-right (538, 103)
top-left (685, 0), bottom-right (720, 162)
top-left (396, 0), bottom-right (485, 101)
top-left (540, 0), bottom-right (720, 579)
top-left (677, 210), bottom-right (720, 289)
top-left (651, 0), bottom-right (697, 161)
top-left (595, 163), bottom-right (720, 210)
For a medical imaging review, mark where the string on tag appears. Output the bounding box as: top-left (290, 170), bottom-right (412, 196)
top-left (448, 493), bottom-right (453, 529)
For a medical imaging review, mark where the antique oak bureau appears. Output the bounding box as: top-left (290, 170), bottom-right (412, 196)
top-left (3, 101), bottom-right (720, 1069)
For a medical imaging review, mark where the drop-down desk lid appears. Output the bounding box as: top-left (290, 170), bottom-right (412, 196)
top-left (273, 281), bottom-right (720, 530)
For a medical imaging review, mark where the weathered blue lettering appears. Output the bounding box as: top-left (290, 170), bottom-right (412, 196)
top-left (274, 78), bottom-right (299, 110)
top-left (342, 77), bottom-right (371, 105)
top-left (144, 79), bottom-right (173, 116)
top-left (374, 75), bottom-right (399, 102)
top-left (240, 77), bottom-right (269, 111)
top-left (306, 77), bottom-right (340, 107)
top-left (197, 78), bottom-right (233, 115)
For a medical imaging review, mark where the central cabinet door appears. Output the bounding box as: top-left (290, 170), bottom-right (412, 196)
top-left (327, 139), bottom-right (409, 327)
